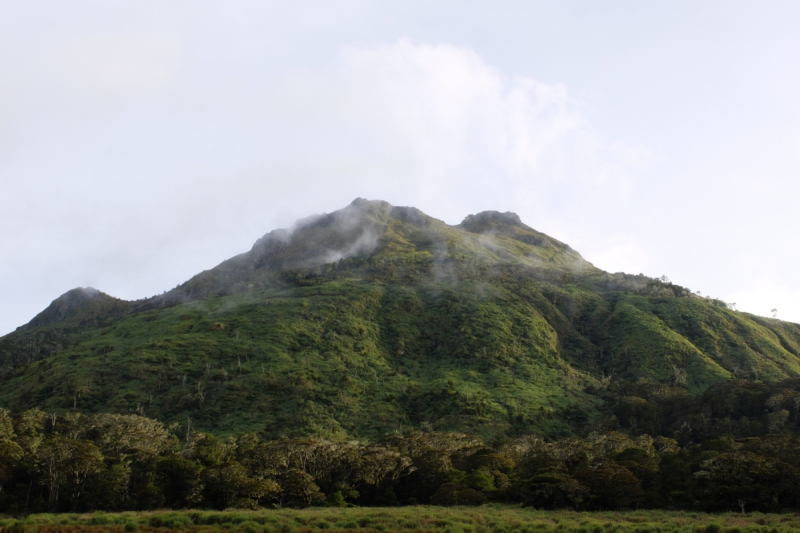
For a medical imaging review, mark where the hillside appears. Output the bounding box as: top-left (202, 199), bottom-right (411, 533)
top-left (2, 198), bottom-right (800, 441)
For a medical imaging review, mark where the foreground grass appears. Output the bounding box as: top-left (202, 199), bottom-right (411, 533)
top-left (2, 506), bottom-right (798, 533)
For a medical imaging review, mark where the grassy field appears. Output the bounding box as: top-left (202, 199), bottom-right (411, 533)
top-left (1, 506), bottom-right (797, 533)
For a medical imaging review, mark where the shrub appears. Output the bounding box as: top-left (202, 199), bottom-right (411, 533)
top-left (149, 514), bottom-right (192, 529)
top-left (241, 521), bottom-right (261, 533)
top-left (275, 523), bottom-right (294, 533)
top-left (326, 491), bottom-right (347, 507)
top-left (88, 513), bottom-right (111, 525)
top-left (6, 522), bottom-right (25, 533)
top-left (458, 488), bottom-right (488, 506)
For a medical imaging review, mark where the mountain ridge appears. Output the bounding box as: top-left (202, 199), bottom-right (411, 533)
top-left (16, 199), bottom-right (591, 330)
top-left (17, 287), bottom-right (126, 332)
top-left (2, 198), bottom-right (799, 442)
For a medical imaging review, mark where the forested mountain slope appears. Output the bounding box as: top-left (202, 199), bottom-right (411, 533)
top-left (1, 198), bottom-right (799, 440)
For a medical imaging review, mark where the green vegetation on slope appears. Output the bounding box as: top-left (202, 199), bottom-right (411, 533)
top-left (0, 280), bottom-right (595, 439)
top-left (1, 199), bottom-right (799, 442)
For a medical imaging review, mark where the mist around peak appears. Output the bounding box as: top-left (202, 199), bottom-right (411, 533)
top-left (249, 198), bottom-right (394, 269)
top-left (243, 198), bottom-right (585, 273)
top-left (1, 196), bottom-right (800, 448)
top-left (7, 199), bottom-right (601, 327)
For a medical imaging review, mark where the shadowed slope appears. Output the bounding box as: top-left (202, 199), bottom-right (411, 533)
top-left (20, 287), bottom-right (129, 332)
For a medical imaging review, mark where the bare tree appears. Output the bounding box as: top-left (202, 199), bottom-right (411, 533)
top-left (185, 417), bottom-right (193, 444)
top-left (196, 381), bottom-right (205, 406)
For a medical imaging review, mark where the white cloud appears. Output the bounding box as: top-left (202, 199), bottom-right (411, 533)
top-left (56, 34), bottom-right (181, 94)
top-left (582, 240), bottom-right (654, 275)
top-left (724, 278), bottom-right (800, 322)
top-left (0, 38), bottom-right (650, 334)
top-left (243, 39), bottom-right (651, 224)
top-left (3, 2), bottom-right (799, 335)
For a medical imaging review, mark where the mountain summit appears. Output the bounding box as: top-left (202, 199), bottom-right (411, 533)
top-left (1, 199), bottom-right (799, 440)
top-left (166, 198), bottom-right (591, 304)
top-left (18, 287), bottom-right (130, 333)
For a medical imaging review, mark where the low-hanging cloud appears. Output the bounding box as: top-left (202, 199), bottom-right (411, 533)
top-left (0, 37), bottom-right (649, 334)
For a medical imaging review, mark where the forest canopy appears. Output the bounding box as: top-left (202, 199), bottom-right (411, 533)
top-left (2, 404), bottom-right (800, 514)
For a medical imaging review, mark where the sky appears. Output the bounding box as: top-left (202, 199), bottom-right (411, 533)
top-left (1, 0), bottom-right (800, 334)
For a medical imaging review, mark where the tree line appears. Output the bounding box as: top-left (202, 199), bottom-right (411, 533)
top-left (2, 408), bottom-right (800, 514)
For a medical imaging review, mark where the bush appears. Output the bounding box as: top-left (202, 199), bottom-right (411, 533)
top-left (6, 522), bottom-right (25, 533)
top-left (241, 521), bottom-right (261, 533)
top-left (149, 514), bottom-right (192, 529)
top-left (326, 491), bottom-right (347, 507)
top-left (88, 513), bottom-right (111, 525)
top-left (458, 488), bottom-right (488, 506)
top-left (275, 523), bottom-right (294, 533)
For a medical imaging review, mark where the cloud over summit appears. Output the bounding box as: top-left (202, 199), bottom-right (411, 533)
top-left (0, 36), bottom-right (648, 334)
top-left (3, 1), bottom-right (799, 332)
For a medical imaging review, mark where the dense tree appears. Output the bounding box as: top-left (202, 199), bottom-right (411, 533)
top-left (0, 407), bottom-right (799, 512)
top-left (33, 436), bottom-right (103, 510)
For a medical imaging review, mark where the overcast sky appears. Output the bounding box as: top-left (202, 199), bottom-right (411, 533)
top-left (2, 1), bottom-right (800, 334)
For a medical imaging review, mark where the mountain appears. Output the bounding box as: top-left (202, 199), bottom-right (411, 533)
top-left (2, 198), bottom-right (799, 441)
top-left (18, 287), bottom-right (122, 331)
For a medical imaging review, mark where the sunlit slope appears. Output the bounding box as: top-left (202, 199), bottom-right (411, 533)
top-left (579, 294), bottom-right (800, 393)
top-left (0, 287), bottom-right (131, 370)
top-left (1, 198), bottom-right (800, 439)
top-left (0, 280), bottom-right (599, 439)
